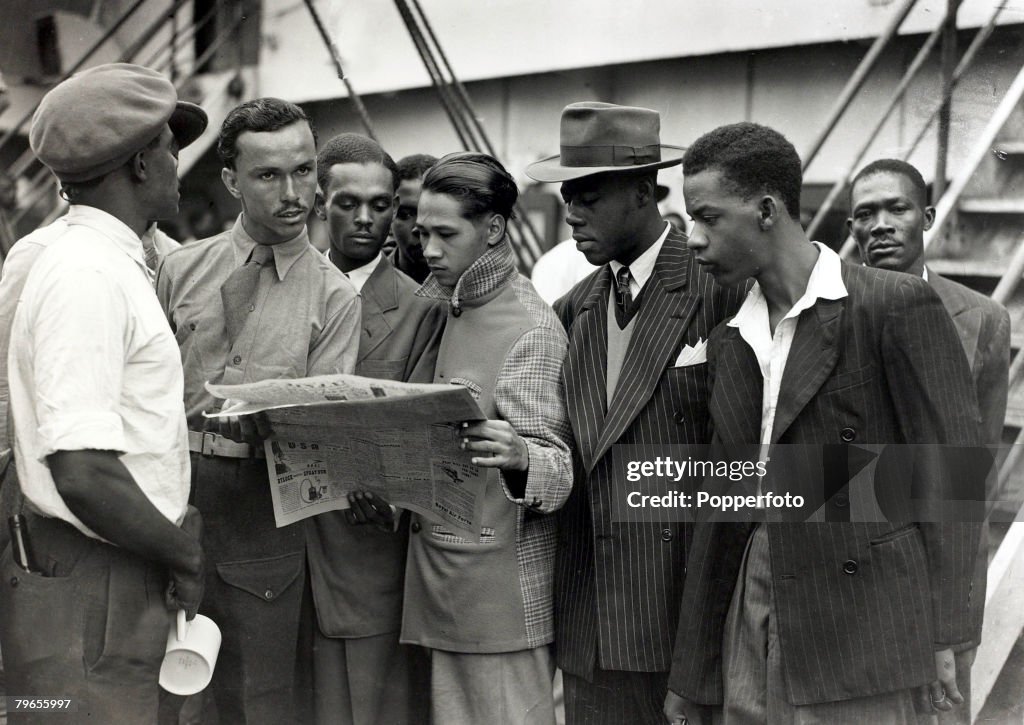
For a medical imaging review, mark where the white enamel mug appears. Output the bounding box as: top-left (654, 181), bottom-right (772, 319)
top-left (159, 609), bottom-right (222, 696)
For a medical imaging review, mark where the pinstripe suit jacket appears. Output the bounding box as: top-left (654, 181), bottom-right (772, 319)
top-left (929, 271), bottom-right (1010, 650)
top-left (553, 228), bottom-right (746, 677)
top-left (668, 263), bottom-right (984, 706)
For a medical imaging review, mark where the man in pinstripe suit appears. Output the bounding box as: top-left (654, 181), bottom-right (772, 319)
top-left (664, 123), bottom-right (984, 724)
top-left (526, 103), bottom-right (746, 724)
top-left (849, 158), bottom-right (1010, 725)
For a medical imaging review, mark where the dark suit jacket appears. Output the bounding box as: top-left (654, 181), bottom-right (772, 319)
top-left (929, 271), bottom-right (1010, 447)
top-left (668, 263), bottom-right (984, 706)
top-left (553, 227), bottom-right (746, 676)
top-left (930, 270), bottom-right (1010, 649)
top-left (305, 258), bottom-right (445, 637)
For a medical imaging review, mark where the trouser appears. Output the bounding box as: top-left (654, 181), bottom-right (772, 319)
top-left (192, 453), bottom-right (311, 725)
top-left (562, 667), bottom-right (670, 725)
top-left (722, 525), bottom-right (917, 724)
top-left (429, 645), bottom-right (556, 725)
top-left (0, 512), bottom-right (172, 724)
top-left (311, 628), bottom-right (428, 724)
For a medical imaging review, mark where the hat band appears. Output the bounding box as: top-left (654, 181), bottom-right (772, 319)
top-left (560, 143), bottom-right (662, 168)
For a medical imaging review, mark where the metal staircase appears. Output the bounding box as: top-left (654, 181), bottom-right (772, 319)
top-left (801, 2), bottom-right (1024, 719)
top-left (0, 0), bottom-right (253, 257)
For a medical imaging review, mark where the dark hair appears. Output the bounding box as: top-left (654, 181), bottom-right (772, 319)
top-left (316, 133), bottom-right (399, 192)
top-left (397, 153), bottom-right (438, 182)
top-left (421, 152), bottom-right (518, 220)
top-left (850, 158), bottom-right (928, 208)
top-left (683, 122), bottom-right (802, 219)
top-left (217, 97), bottom-right (316, 170)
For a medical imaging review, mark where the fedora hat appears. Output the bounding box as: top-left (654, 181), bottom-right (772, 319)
top-left (526, 102), bottom-right (684, 183)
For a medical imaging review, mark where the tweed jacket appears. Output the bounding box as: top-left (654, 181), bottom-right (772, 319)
top-left (401, 241), bottom-right (573, 652)
top-left (553, 227), bottom-right (747, 677)
top-left (305, 257), bottom-right (445, 638)
top-left (668, 262), bottom-right (984, 707)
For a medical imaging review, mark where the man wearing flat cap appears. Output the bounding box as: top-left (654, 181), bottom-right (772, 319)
top-left (0, 63), bottom-right (207, 723)
top-left (525, 102), bottom-right (746, 724)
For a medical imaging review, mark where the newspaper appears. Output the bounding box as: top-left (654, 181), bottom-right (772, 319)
top-left (205, 374), bottom-right (488, 539)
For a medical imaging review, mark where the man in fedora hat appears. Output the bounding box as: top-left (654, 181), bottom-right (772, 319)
top-left (525, 102), bottom-right (746, 724)
top-left (0, 62), bottom-right (207, 723)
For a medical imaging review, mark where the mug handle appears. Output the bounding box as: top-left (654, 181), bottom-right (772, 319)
top-left (176, 609), bottom-right (189, 642)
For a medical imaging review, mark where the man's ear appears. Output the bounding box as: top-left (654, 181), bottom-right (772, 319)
top-left (314, 189), bottom-right (326, 220)
top-left (923, 205), bottom-right (936, 232)
top-left (130, 149), bottom-right (148, 183)
top-left (221, 167), bottom-right (241, 200)
top-left (845, 217), bottom-right (854, 237)
top-left (486, 213), bottom-right (506, 246)
top-left (636, 176), bottom-right (656, 207)
top-left (758, 195), bottom-right (778, 231)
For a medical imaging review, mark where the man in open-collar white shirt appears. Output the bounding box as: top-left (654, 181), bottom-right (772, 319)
top-left (1, 63), bottom-right (207, 723)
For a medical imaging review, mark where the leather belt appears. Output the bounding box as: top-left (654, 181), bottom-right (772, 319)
top-left (187, 430), bottom-right (265, 459)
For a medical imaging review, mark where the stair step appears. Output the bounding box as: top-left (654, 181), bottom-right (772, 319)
top-left (993, 140), bottom-right (1024, 156)
top-left (959, 198), bottom-right (1024, 214)
top-left (1005, 401), bottom-right (1024, 429)
top-left (925, 258), bottom-right (1007, 278)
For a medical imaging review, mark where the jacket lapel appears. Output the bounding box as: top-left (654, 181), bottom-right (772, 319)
top-left (708, 326), bottom-right (763, 443)
top-left (564, 267), bottom-right (612, 474)
top-left (590, 232), bottom-right (700, 469)
top-left (769, 297), bottom-right (843, 443)
top-left (357, 261), bottom-right (397, 362)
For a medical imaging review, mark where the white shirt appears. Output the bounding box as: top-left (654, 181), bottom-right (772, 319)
top-left (609, 221), bottom-right (671, 298)
top-left (8, 205), bottom-right (190, 539)
top-left (729, 242), bottom-right (848, 446)
top-left (325, 248), bottom-right (381, 294)
top-left (0, 216), bottom-right (179, 453)
top-left (530, 238), bottom-right (598, 305)
top-left (344, 251), bottom-right (383, 294)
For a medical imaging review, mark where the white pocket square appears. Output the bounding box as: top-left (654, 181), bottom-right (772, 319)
top-left (672, 338), bottom-right (707, 367)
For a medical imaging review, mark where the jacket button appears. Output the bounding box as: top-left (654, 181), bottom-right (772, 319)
top-left (9, 576), bottom-right (18, 587)
top-left (661, 528), bottom-right (673, 542)
top-left (411, 521), bottom-right (422, 533)
top-left (674, 411), bottom-right (685, 424)
top-left (232, 355), bottom-right (242, 365)
top-left (842, 559), bottom-right (858, 575)
top-left (451, 306), bottom-right (462, 318)
top-left (840, 427), bottom-right (856, 442)
top-left (264, 588), bottom-right (275, 600)
top-left (833, 493), bottom-right (849, 508)
top-left (189, 322), bottom-right (196, 331)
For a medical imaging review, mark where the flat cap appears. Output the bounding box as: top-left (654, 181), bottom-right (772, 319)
top-left (30, 63), bottom-right (208, 183)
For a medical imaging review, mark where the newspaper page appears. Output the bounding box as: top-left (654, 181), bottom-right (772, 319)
top-left (206, 374), bottom-right (488, 538)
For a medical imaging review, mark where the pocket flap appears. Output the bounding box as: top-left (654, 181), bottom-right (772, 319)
top-left (216, 551), bottom-right (304, 602)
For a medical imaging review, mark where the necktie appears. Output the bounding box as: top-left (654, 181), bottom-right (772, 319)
top-left (614, 266), bottom-right (635, 328)
top-left (221, 245), bottom-right (274, 345)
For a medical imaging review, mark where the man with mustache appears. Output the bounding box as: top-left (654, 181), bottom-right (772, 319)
top-left (156, 97), bottom-right (360, 723)
top-left (848, 158), bottom-right (1009, 725)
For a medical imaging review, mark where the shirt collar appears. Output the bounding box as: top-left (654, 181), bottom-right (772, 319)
top-left (729, 242), bottom-right (848, 329)
top-left (65, 204), bottom-right (147, 272)
top-left (230, 214), bottom-right (309, 281)
top-left (609, 221), bottom-right (670, 292)
top-left (325, 249), bottom-right (382, 294)
top-left (922, 265), bottom-right (929, 282)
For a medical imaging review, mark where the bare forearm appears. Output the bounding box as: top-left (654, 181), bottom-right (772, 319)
top-left (48, 449), bottom-right (201, 575)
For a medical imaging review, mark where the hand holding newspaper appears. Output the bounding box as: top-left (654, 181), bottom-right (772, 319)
top-left (205, 374), bottom-right (488, 540)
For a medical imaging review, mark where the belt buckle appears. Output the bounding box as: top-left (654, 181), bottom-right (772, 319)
top-left (201, 431), bottom-right (218, 457)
